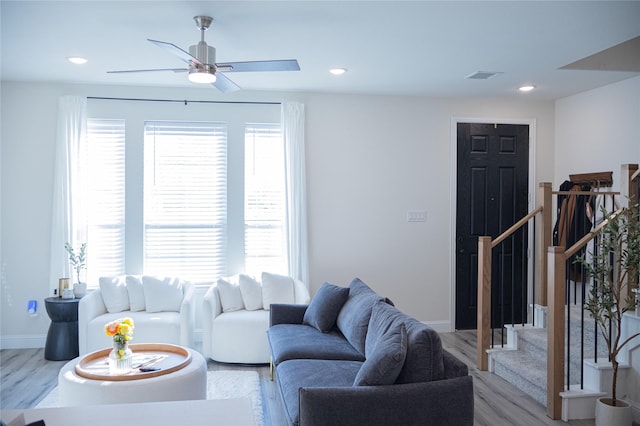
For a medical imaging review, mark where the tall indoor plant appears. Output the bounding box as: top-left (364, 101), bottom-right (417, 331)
top-left (65, 242), bottom-right (87, 297)
top-left (578, 202), bottom-right (640, 424)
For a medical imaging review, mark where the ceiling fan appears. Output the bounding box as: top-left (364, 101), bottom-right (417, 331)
top-left (107, 15), bottom-right (300, 93)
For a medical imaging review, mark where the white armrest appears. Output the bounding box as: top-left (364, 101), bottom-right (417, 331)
top-left (293, 278), bottom-right (310, 304)
top-left (179, 281), bottom-right (195, 349)
top-left (78, 289), bottom-right (107, 355)
top-left (202, 283), bottom-right (222, 359)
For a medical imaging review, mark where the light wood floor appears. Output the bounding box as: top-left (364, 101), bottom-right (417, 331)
top-left (1, 331), bottom-right (596, 425)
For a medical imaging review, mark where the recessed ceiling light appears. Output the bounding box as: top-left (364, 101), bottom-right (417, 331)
top-left (519, 85), bottom-right (535, 92)
top-left (329, 68), bottom-right (347, 76)
top-left (67, 57), bottom-right (88, 65)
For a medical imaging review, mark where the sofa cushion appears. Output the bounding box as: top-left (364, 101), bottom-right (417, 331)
top-left (125, 275), bottom-right (145, 312)
top-left (99, 276), bottom-right (129, 313)
top-left (354, 302), bottom-right (407, 386)
top-left (268, 324), bottom-right (365, 365)
top-left (276, 359), bottom-right (362, 426)
top-left (302, 282), bottom-right (349, 332)
top-left (210, 309), bottom-right (271, 364)
top-left (142, 276), bottom-right (183, 313)
top-left (217, 278), bottom-right (245, 312)
top-left (362, 301), bottom-right (445, 383)
top-left (262, 272), bottom-right (295, 310)
top-left (239, 274), bottom-right (263, 311)
top-left (395, 314), bottom-right (445, 383)
top-left (335, 278), bottom-right (383, 355)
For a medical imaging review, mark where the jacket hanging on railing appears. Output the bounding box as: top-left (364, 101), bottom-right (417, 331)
top-left (552, 180), bottom-right (594, 282)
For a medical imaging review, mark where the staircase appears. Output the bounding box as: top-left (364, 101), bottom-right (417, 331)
top-left (488, 304), bottom-right (609, 409)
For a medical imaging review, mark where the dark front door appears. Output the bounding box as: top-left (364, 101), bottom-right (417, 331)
top-left (455, 123), bottom-right (529, 330)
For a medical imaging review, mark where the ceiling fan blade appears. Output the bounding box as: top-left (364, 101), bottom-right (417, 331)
top-left (107, 68), bottom-right (188, 74)
top-left (147, 39), bottom-right (203, 67)
top-left (216, 59), bottom-right (300, 73)
top-left (212, 72), bottom-right (241, 93)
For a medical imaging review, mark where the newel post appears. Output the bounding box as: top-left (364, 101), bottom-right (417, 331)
top-left (547, 246), bottom-right (565, 420)
top-left (477, 236), bottom-right (492, 371)
top-left (535, 182), bottom-right (552, 306)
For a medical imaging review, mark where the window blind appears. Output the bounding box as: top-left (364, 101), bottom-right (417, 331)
top-left (244, 123), bottom-right (286, 277)
top-left (85, 119), bottom-right (126, 284)
top-left (143, 121), bottom-right (227, 282)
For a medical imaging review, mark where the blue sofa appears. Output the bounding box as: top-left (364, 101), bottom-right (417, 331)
top-left (267, 278), bottom-right (474, 426)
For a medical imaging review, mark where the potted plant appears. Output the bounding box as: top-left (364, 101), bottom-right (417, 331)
top-left (578, 202), bottom-right (640, 425)
top-left (65, 242), bottom-right (87, 298)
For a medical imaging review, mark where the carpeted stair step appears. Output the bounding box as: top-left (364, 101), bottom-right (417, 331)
top-left (491, 349), bottom-right (547, 406)
top-left (491, 307), bottom-right (610, 406)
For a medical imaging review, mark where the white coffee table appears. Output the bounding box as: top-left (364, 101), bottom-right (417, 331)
top-left (1, 398), bottom-right (255, 426)
top-left (58, 344), bottom-right (207, 406)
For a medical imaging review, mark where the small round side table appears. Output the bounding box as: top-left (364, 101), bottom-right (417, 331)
top-left (44, 297), bottom-right (80, 361)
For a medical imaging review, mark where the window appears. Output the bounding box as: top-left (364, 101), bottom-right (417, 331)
top-left (143, 121), bottom-right (228, 282)
top-left (84, 105), bottom-right (286, 284)
top-left (84, 119), bottom-right (126, 284)
top-left (244, 123), bottom-right (286, 277)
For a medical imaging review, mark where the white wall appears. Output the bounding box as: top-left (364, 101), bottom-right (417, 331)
top-left (555, 76), bottom-right (640, 189)
top-left (1, 80), bottom-right (556, 348)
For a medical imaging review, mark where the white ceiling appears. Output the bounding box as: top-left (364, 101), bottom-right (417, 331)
top-left (2, 1), bottom-right (640, 100)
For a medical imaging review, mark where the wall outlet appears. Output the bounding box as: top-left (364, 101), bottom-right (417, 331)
top-left (407, 210), bottom-right (426, 222)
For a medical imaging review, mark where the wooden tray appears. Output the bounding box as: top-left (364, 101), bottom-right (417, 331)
top-left (75, 343), bottom-right (192, 381)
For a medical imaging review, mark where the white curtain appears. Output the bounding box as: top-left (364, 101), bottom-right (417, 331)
top-left (49, 96), bottom-right (87, 294)
top-left (282, 102), bottom-right (309, 286)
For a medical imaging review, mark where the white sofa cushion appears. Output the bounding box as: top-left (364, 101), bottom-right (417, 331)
top-left (126, 275), bottom-right (146, 312)
top-left (261, 272), bottom-right (295, 310)
top-left (99, 276), bottom-right (130, 313)
top-left (210, 310), bottom-right (271, 364)
top-left (239, 274), bottom-right (263, 311)
top-left (143, 276), bottom-right (183, 313)
top-left (217, 278), bottom-right (245, 312)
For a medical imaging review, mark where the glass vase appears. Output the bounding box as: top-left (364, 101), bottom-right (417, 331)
top-left (108, 341), bottom-right (133, 375)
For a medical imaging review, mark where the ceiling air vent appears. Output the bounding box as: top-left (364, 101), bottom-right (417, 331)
top-left (465, 71), bottom-right (503, 80)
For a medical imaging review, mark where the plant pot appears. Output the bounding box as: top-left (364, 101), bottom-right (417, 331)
top-left (595, 397), bottom-right (632, 426)
top-left (73, 282), bottom-right (87, 298)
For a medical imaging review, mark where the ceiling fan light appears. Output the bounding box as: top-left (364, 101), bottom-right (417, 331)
top-left (188, 70), bottom-right (216, 84)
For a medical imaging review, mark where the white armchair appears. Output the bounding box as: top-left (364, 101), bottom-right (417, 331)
top-left (203, 272), bottom-right (309, 364)
top-left (78, 275), bottom-right (195, 355)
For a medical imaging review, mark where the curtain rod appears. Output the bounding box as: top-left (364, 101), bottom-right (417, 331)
top-left (87, 96), bottom-right (281, 106)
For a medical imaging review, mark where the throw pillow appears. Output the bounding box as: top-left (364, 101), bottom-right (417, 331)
top-left (142, 276), bottom-right (183, 313)
top-left (261, 272), bottom-right (295, 310)
top-left (217, 278), bottom-right (245, 312)
top-left (239, 274), bottom-right (263, 311)
top-left (353, 302), bottom-right (408, 386)
top-left (336, 278), bottom-right (383, 355)
top-left (99, 276), bottom-right (129, 313)
top-left (302, 282), bottom-right (350, 332)
top-left (125, 275), bottom-right (145, 312)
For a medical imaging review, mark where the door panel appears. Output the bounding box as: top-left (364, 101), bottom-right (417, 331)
top-left (455, 123), bottom-right (529, 330)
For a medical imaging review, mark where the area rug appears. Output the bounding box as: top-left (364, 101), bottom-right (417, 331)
top-left (36, 370), bottom-right (264, 426)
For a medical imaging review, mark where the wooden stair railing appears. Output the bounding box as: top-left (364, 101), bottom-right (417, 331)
top-left (546, 164), bottom-right (638, 420)
top-left (476, 182), bottom-right (552, 371)
top-left (546, 205), bottom-right (623, 419)
top-left (476, 164), bottom-right (640, 382)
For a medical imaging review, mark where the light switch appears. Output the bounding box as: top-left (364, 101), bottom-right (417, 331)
top-left (407, 210), bottom-right (426, 222)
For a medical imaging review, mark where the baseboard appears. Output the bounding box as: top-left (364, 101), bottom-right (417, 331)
top-left (0, 334), bottom-right (47, 349)
top-left (423, 320), bottom-right (451, 333)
